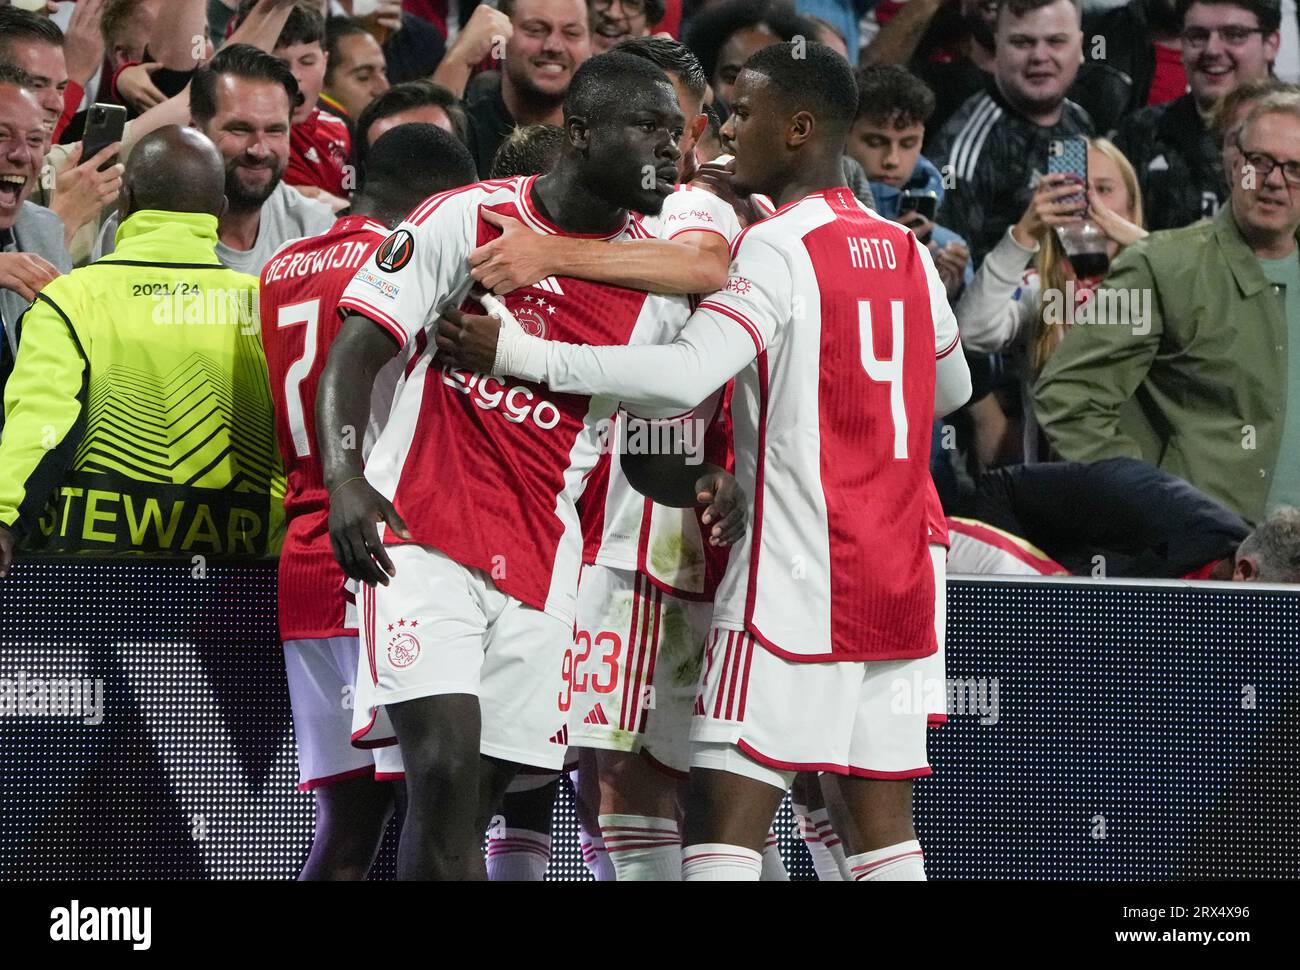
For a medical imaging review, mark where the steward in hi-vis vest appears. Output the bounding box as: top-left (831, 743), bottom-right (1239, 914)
top-left (0, 128), bottom-right (284, 568)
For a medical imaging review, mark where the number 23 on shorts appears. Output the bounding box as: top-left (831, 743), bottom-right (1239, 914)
top-left (557, 629), bottom-right (622, 711)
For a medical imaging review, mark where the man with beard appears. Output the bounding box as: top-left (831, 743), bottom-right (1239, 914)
top-left (462, 0), bottom-right (593, 176)
top-left (927, 0), bottom-right (1091, 268)
top-left (94, 44), bottom-right (333, 274)
top-left (1115, 0), bottom-right (1280, 232)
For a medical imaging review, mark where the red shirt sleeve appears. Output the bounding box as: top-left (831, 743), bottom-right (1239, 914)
top-left (53, 80), bottom-right (84, 144)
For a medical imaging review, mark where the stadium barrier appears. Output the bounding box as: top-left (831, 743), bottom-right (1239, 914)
top-left (1, 561), bottom-right (1297, 880)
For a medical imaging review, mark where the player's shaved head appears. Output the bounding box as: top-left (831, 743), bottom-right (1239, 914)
top-left (122, 125), bottom-right (226, 218)
top-left (358, 123), bottom-right (478, 225)
top-left (547, 49), bottom-right (683, 217)
top-left (563, 50), bottom-right (676, 128)
top-left (743, 41), bottom-right (859, 139)
top-left (724, 42), bottom-right (859, 201)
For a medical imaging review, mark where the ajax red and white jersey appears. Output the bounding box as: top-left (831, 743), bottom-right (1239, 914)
top-left (638, 182), bottom-right (743, 244)
top-left (286, 108), bottom-right (353, 199)
top-left (581, 186), bottom-right (741, 598)
top-left (696, 187), bottom-right (961, 662)
top-left (337, 176), bottom-right (692, 624)
top-left (946, 517), bottom-right (1068, 576)
top-left (925, 480), bottom-right (949, 549)
top-left (260, 215), bottom-right (389, 640)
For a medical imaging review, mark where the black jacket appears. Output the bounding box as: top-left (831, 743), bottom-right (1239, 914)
top-left (1114, 93), bottom-right (1224, 232)
top-left (974, 457), bottom-right (1250, 578)
top-left (1079, 1), bottom-right (1160, 129)
top-left (929, 80), bottom-right (1093, 268)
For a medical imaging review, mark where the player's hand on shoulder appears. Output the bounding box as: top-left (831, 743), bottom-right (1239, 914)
top-left (696, 471), bottom-right (747, 547)
top-left (436, 306), bottom-right (501, 375)
top-left (469, 209), bottom-right (551, 294)
top-left (327, 478), bottom-right (410, 587)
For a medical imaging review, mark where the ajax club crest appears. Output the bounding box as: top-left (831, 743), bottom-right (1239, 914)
top-left (386, 618), bottom-right (421, 668)
top-left (514, 294), bottom-right (555, 338)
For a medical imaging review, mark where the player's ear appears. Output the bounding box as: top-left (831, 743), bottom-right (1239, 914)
top-left (788, 110), bottom-right (814, 148)
top-left (1233, 555), bottom-right (1258, 582)
top-left (567, 115), bottom-right (591, 153)
top-left (688, 113), bottom-right (708, 143)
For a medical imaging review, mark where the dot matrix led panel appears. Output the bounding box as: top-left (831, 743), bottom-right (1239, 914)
top-left (2, 564), bottom-right (1296, 880)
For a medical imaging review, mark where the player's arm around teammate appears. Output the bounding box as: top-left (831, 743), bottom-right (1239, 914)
top-left (467, 206), bottom-right (731, 296)
top-left (619, 442), bottom-right (746, 547)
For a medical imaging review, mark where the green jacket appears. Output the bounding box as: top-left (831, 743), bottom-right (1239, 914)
top-left (0, 209), bottom-right (285, 556)
top-left (1034, 204), bottom-right (1293, 525)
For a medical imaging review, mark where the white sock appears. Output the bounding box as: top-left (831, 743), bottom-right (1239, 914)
top-left (485, 827), bottom-right (550, 881)
top-left (579, 829), bottom-right (615, 881)
top-left (810, 807), bottom-right (851, 880)
top-left (760, 827), bottom-right (789, 881)
top-left (682, 843), bottom-right (763, 881)
top-left (794, 808), bottom-right (843, 881)
top-left (847, 839), bottom-right (927, 881)
top-left (599, 813), bottom-right (682, 881)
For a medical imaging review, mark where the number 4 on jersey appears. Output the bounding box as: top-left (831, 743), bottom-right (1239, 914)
top-left (858, 299), bottom-right (909, 459)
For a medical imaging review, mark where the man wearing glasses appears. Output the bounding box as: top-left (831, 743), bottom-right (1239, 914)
top-left (1116, 0), bottom-right (1281, 231)
top-left (591, 0), bottom-right (665, 52)
top-left (1036, 91), bottom-right (1300, 526)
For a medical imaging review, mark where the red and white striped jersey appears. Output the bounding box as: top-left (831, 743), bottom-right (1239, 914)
top-left (926, 481), bottom-right (949, 549)
top-left (337, 176), bottom-right (692, 623)
top-left (580, 185), bottom-right (742, 599)
top-left (260, 215), bottom-right (389, 640)
top-left (945, 517), bottom-right (1068, 576)
top-left (286, 108), bottom-right (353, 199)
top-left (699, 187), bottom-right (961, 661)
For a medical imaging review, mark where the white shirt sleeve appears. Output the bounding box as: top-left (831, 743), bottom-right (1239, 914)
top-left (954, 226), bottom-right (1039, 354)
top-left (509, 306), bottom-right (756, 417)
top-left (657, 186), bottom-right (742, 244)
top-left (337, 189), bottom-right (477, 346)
top-left (910, 232), bottom-right (973, 415)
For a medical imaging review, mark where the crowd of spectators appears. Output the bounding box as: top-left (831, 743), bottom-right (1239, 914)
top-left (0, 0), bottom-right (1297, 583)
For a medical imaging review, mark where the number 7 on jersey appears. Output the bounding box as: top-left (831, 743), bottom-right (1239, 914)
top-left (276, 298), bottom-right (321, 459)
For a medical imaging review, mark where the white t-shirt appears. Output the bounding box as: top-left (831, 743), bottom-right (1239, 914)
top-left (95, 182), bottom-right (335, 276)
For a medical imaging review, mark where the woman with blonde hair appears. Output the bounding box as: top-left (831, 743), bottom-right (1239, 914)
top-left (956, 137), bottom-right (1148, 461)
